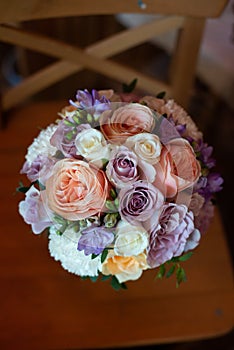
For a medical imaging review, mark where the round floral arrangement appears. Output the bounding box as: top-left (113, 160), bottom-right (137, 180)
top-left (18, 87), bottom-right (223, 290)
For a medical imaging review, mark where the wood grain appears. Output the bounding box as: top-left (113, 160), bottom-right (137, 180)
top-left (0, 102), bottom-right (233, 349)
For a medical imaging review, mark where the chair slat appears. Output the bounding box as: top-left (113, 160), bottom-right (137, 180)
top-left (2, 16), bottom-right (183, 110)
top-left (0, 0), bottom-right (228, 23)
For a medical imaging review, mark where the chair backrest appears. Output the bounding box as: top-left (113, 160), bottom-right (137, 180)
top-left (0, 0), bottom-right (228, 114)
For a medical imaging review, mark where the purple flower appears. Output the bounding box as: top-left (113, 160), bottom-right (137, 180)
top-left (119, 180), bottom-right (164, 229)
top-left (50, 121), bottom-right (91, 158)
top-left (18, 185), bottom-right (52, 234)
top-left (194, 139), bottom-right (216, 169)
top-left (20, 155), bottom-right (55, 184)
top-left (77, 225), bottom-right (114, 255)
top-left (70, 89), bottom-right (110, 119)
top-left (206, 172), bottom-right (223, 193)
top-left (147, 203), bottom-right (198, 268)
top-left (106, 146), bottom-right (139, 189)
top-left (195, 172), bottom-right (223, 201)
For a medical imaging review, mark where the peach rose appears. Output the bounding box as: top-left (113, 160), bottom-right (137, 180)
top-left (102, 251), bottom-right (148, 283)
top-left (154, 138), bottom-right (201, 198)
top-left (45, 159), bottom-right (108, 220)
top-left (100, 103), bottom-right (155, 144)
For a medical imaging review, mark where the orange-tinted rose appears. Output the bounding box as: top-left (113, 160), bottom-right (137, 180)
top-left (45, 159), bottom-right (108, 220)
top-left (102, 252), bottom-right (148, 283)
top-left (154, 138), bottom-right (201, 198)
top-left (100, 103), bottom-right (155, 144)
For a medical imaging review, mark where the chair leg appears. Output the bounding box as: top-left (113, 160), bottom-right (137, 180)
top-left (170, 17), bottom-right (205, 109)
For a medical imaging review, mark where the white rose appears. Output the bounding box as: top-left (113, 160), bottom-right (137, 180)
top-left (114, 221), bottom-right (149, 256)
top-left (75, 128), bottom-right (110, 167)
top-left (125, 133), bottom-right (162, 164)
top-left (48, 226), bottom-right (102, 276)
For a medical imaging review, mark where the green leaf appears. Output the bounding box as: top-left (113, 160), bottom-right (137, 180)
top-left (166, 264), bottom-right (176, 278)
top-left (156, 264), bottom-right (166, 279)
top-left (86, 113), bottom-right (93, 123)
top-left (176, 266), bottom-right (187, 287)
top-left (122, 78), bottom-right (138, 93)
top-left (89, 275), bottom-right (99, 283)
top-left (80, 276), bottom-right (88, 280)
top-left (65, 130), bottom-right (75, 140)
top-left (72, 115), bottom-right (80, 124)
top-left (110, 188), bottom-right (117, 200)
top-left (156, 91), bottom-right (166, 99)
top-left (178, 252), bottom-right (193, 262)
top-left (63, 119), bottom-right (76, 127)
top-left (101, 274), bottom-right (111, 281)
top-left (36, 180), bottom-right (46, 191)
top-left (101, 248), bottom-right (109, 263)
top-left (16, 185), bottom-right (30, 193)
top-left (111, 276), bottom-right (127, 291)
top-left (91, 253), bottom-right (99, 260)
top-left (105, 200), bottom-right (117, 212)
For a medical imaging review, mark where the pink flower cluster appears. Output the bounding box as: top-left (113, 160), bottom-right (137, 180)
top-left (18, 89), bottom-right (222, 285)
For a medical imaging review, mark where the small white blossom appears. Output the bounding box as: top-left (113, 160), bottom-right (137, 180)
top-left (48, 226), bottom-right (102, 276)
top-left (26, 124), bottom-right (58, 165)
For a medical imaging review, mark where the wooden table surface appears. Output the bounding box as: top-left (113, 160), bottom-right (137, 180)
top-left (0, 102), bottom-right (233, 350)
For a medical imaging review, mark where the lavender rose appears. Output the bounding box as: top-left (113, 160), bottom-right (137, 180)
top-left (147, 203), bottom-right (200, 268)
top-left (77, 225), bottom-right (114, 255)
top-left (119, 180), bottom-right (164, 228)
top-left (106, 146), bottom-right (156, 188)
top-left (106, 146), bottom-right (138, 188)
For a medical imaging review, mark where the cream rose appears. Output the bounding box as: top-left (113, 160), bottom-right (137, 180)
top-left (75, 128), bottom-right (110, 167)
top-left (101, 251), bottom-right (148, 283)
top-left (125, 133), bottom-right (162, 164)
top-left (114, 221), bottom-right (149, 257)
top-left (45, 159), bottom-right (108, 220)
top-left (100, 103), bottom-right (155, 144)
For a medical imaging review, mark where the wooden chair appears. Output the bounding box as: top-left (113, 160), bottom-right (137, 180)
top-left (0, 1), bottom-right (233, 349)
top-left (0, 0), bottom-right (228, 116)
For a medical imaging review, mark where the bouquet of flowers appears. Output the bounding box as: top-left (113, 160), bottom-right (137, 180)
top-left (18, 87), bottom-right (223, 289)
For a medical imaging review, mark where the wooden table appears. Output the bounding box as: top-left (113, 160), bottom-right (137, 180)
top-left (0, 102), bottom-right (233, 350)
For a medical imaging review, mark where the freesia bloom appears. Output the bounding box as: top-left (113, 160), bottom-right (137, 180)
top-left (154, 138), bottom-right (201, 198)
top-left (114, 221), bottom-right (148, 256)
top-left (125, 133), bottom-right (162, 164)
top-left (77, 225), bottom-right (114, 255)
top-left (44, 159), bottom-right (108, 220)
top-left (100, 103), bottom-right (155, 144)
top-left (147, 203), bottom-right (199, 268)
top-left (101, 251), bottom-right (148, 283)
top-left (119, 180), bottom-right (164, 228)
top-left (19, 185), bottom-right (52, 234)
top-left (70, 89), bottom-right (110, 120)
top-left (75, 128), bottom-right (110, 167)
